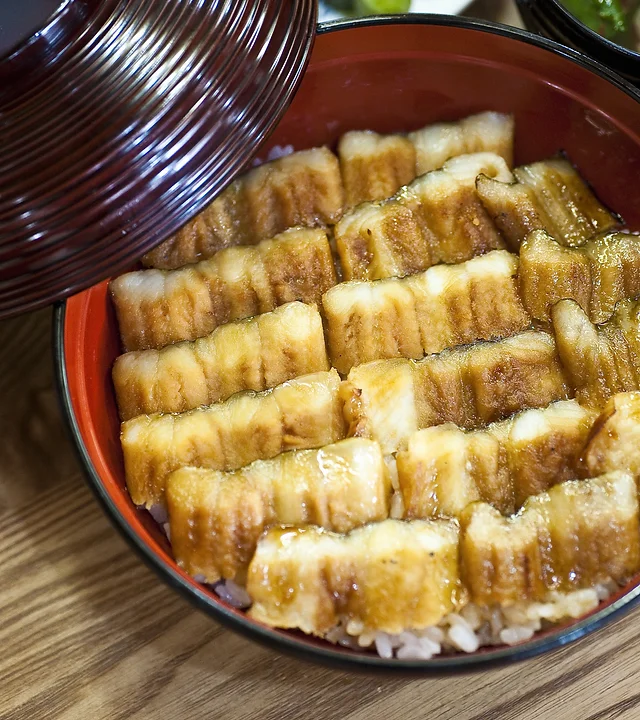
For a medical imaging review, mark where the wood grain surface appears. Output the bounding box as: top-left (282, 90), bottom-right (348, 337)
top-left (4, 3), bottom-right (640, 718)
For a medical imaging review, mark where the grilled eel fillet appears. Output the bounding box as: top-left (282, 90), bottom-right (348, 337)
top-left (247, 473), bottom-right (637, 633)
top-left (338, 131), bottom-right (416, 209)
top-left (409, 111), bottom-right (514, 176)
top-left (520, 230), bottom-right (640, 323)
top-left (341, 330), bottom-right (570, 454)
top-left (460, 471), bottom-right (640, 606)
top-left (334, 153), bottom-right (511, 281)
top-left (166, 438), bottom-right (391, 583)
top-left (582, 392), bottom-right (640, 480)
top-left (323, 250), bottom-right (530, 374)
top-left (142, 148), bottom-right (344, 269)
top-left (551, 298), bottom-right (640, 407)
top-left (122, 370), bottom-right (345, 508)
top-left (111, 227), bottom-right (337, 352)
top-left (338, 111), bottom-right (514, 208)
top-left (476, 157), bottom-right (619, 250)
top-left (396, 400), bottom-right (597, 518)
top-left (247, 519), bottom-right (464, 636)
top-left (112, 302), bottom-right (329, 420)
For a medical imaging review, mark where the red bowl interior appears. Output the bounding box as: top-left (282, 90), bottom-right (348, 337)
top-left (58, 18), bottom-right (640, 671)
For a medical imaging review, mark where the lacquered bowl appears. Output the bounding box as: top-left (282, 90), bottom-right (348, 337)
top-left (54, 16), bottom-right (640, 674)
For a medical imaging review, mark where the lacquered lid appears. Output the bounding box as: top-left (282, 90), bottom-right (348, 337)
top-left (0, 0), bottom-right (318, 318)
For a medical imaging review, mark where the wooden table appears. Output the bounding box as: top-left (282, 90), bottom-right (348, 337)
top-left (4, 3), bottom-right (640, 718)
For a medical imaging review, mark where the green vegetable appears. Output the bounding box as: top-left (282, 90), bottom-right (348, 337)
top-left (354, 0), bottom-right (411, 15)
top-left (562, 0), bottom-right (627, 39)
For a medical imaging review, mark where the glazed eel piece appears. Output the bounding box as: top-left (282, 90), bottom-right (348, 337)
top-left (142, 147), bottom-right (344, 269)
top-left (112, 302), bottom-right (328, 420)
top-left (111, 227), bottom-right (337, 352)
top-left (334, 153), bottom-right (511, 282)
top-left (461, 471), bottom-right (640, 606)
top-left (551, 298), bottom-right (640, 407)
top-left (519, 229), bottom-right (640, 324)
top-left (247, 518), bottom-right (464, 636)
top-left (341, 330), bottom-right (570, 454)
top-left (582, 391), bottom-right (640, 480)
top-left (166, 438), bottom-right (391, 584)
top-left (323, 249), bottom-right (530, 374)
top-left (396, 400), bottom-right (597, 518)
top-left (122, 370), bottom-right (345, 508)
top-left (338, 111), bottom-right (514, 208)
top-left (247, 471), bottom-right (639, 633)
top-left (476, 156), bottom-right (620, 250)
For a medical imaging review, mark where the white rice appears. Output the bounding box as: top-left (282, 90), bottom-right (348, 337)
top-left (349, 583), bottom-right (616, 659)
top-left (148, 503), bottom-right (168, 524)
top-left (213, 579), bottom-right (252, 609)
top-left (384, 457), bottom-right (406, 519)
top-left (390, 492), bottom-right (404, 520)
top-left (208, 578), bottom-right (616, 659)
top-left (146, 504), bottom-right (171, 539)
top-left (251, 144), bottom-right (295, 167)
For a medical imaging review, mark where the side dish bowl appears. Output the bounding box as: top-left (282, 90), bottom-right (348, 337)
top-left (517, 0), bottom-right (640, 87)
top-left (55, 16), bottom-right (640, 674)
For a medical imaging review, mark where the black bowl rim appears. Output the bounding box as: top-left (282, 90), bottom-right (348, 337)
top-left (527, 0), bottom-right (640, 61)
top-left (54, 13), bottom-right (640, 675)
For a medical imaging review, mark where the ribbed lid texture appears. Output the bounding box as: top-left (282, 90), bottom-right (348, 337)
top-left (0, 0), bottom-right (317, 317)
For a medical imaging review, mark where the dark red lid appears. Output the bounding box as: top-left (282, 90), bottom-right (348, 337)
top-left (0, 0), bottom-right (317, 318)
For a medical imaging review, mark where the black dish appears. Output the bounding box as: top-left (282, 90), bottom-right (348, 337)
top-left (517, 0), bottom-right (640, 86)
